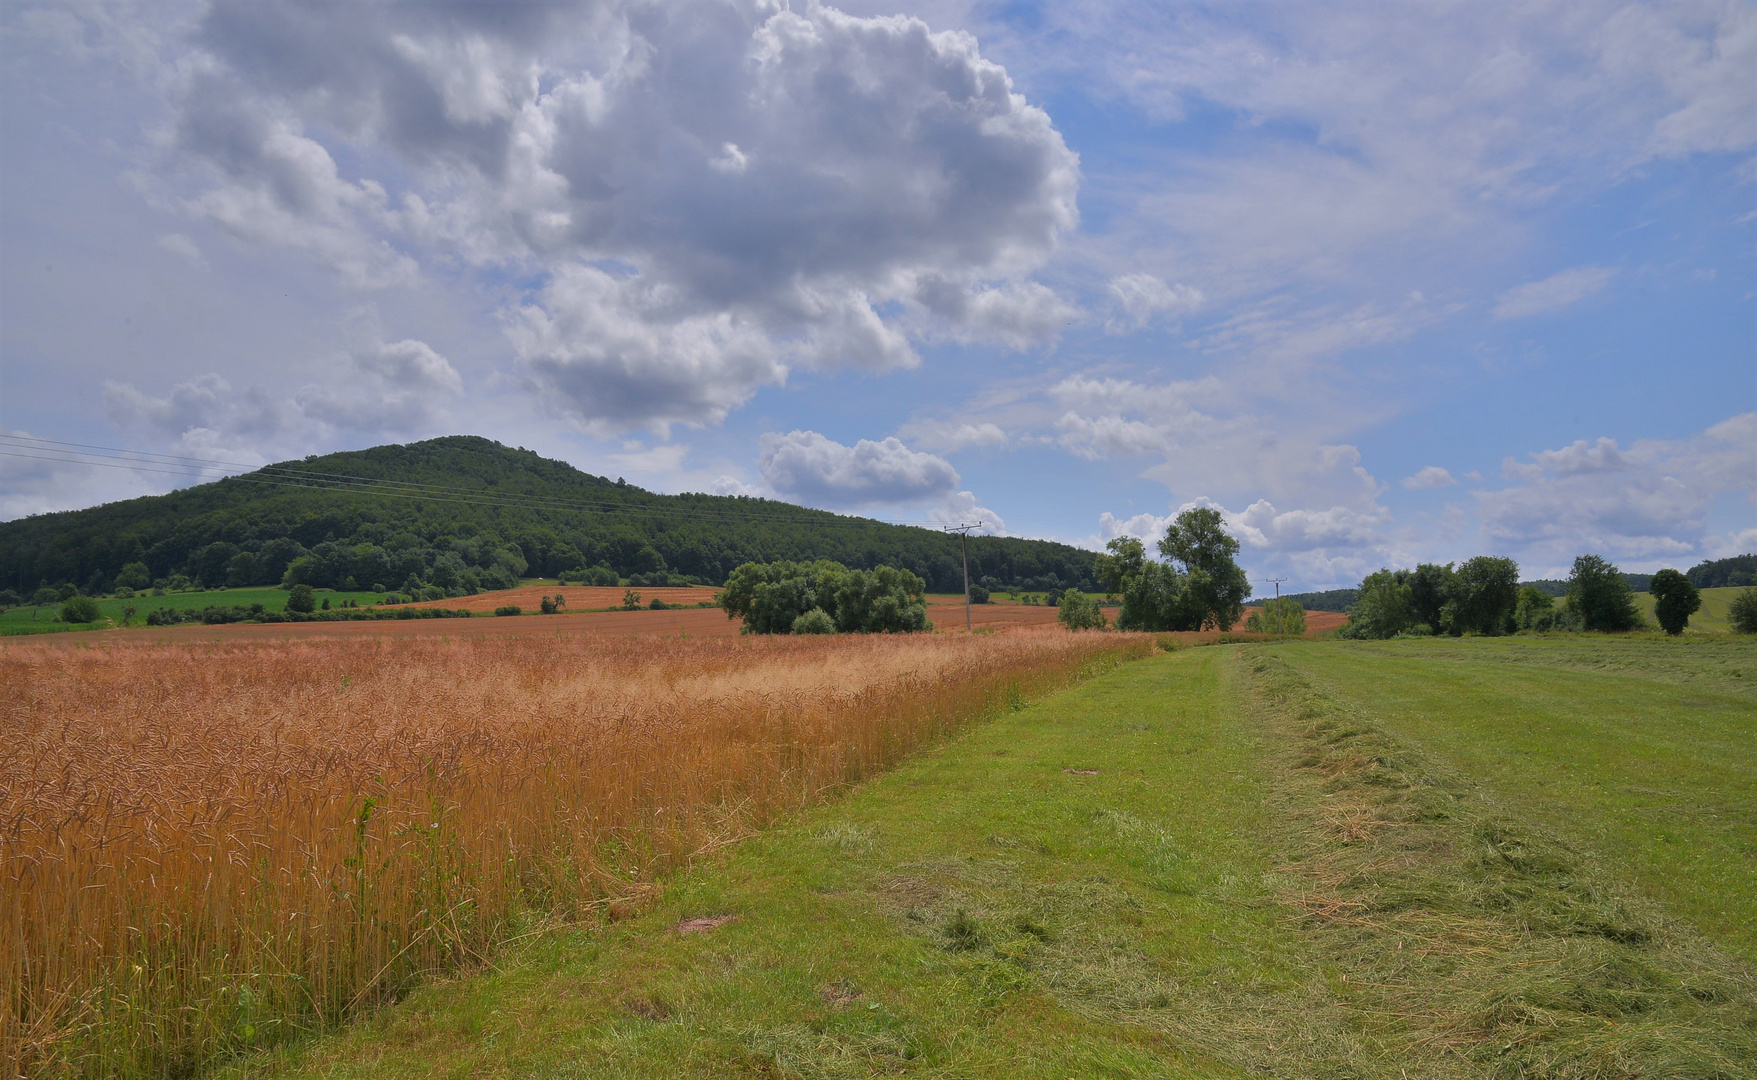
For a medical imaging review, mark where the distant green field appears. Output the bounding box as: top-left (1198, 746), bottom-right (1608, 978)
top-left (1632, 584), bottom-right (1748, 634)
top-left (0, 586), bottom-right (390, 635)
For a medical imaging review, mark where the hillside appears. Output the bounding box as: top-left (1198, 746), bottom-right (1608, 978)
top-left (0, 437), bottom-right (1097, 597)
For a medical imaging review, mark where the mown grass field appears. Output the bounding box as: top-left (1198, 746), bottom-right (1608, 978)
top-left (0, 586), bottom-right (387, 635)
top-left (214, 636), bottom-right (1756, 1079)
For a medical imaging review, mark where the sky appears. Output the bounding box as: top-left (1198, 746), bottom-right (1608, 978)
top-left (2, 0), bottom-right (1753, 590)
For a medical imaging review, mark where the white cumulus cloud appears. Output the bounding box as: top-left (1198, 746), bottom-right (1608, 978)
top-left (150, 0), bottom-right (1078, 431)
top-left (759, 429), bottom-right (960, 509)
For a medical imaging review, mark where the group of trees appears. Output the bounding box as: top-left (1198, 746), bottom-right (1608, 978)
top-left (1092, 508), bottom-right (1252, 632)
top-left (0, 437), bottom-right (1098, 599)
top-left (1340, 553), bottom-right (1715, 638)
top-left (1341, 556), bottom-right (1522, 639)
top-left (716, 560), bottom-right (932, 635)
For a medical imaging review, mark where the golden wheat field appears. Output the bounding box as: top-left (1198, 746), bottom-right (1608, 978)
top-left (1, 628), bottom-right (1146, 1077)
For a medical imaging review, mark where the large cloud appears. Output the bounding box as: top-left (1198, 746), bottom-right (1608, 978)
top-left (104, 335), bottom-right (464, 446)
top-left (759, 429), bottom-right (959, 508)
top-left (1476, 415), bottom-right (1757, 571)
top-left (1048, 375), bottom-right (1385, 509)
top-left (157, 0), bottom-right (1078, 431)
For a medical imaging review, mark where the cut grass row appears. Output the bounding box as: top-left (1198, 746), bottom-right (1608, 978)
top-left (221, 637), bottom-right (1757, 1078)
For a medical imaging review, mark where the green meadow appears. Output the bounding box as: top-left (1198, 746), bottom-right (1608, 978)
top-left (0, 586), bottom-right (391, 635)
top-left (1630, 585), bottom-right (1748, 634)
top-left (218, 637), bottom-right (1756, 1079)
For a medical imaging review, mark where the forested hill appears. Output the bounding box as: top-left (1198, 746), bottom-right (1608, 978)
top-left (0, 437), bottom-right (1097, 597)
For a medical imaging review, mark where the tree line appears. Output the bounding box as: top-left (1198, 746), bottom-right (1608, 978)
top-left (1340, 553), bottom-right (1710, 638)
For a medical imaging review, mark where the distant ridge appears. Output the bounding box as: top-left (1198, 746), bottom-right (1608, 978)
top-left (0, 436), bottom-right (1096, 597)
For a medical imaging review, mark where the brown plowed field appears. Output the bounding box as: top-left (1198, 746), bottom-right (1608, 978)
top-left (5, 594), bottom-right (1341, 649)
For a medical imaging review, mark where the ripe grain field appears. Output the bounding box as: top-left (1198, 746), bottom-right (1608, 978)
top-left (1, 628), bottom-right (1149, 1077)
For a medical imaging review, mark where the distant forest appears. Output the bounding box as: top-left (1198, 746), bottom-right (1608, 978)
top-left (1257, 555), bottom-right (1751, 613)
top-left (0, 437), bottom-right (1098, 598)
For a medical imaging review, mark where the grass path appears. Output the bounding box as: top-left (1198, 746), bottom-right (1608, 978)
top-left (218, 642), bottom-right (1756, 1078)
top-left (222, 647), bottom-right (1295, 1078)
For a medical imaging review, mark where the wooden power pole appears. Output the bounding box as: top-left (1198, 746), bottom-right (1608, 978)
top-left (942, 523), bottom-right (981, 631)
top-left (1265, 576), bottom-right (1288, 635)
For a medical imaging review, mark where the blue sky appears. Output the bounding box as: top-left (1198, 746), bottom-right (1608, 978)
top-left (2, 0), bottom-right (1752, 589)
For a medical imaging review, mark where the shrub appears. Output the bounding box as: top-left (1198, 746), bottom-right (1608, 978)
top-left (649, 597), bottom-right (669, 610)
top-left (791, 608), bottom-right (837, 634)
top-left (969, 585), bottom-right (990, 604)
top-left (1729, 588), bottom-right (1757, 635)
top-left (540, 595), bottom-right (562, 615)
top-left (60, 596), bottom-right (101, 624)
top-left (286, 584), bottom-right (317, 614)
top-left (622, 590), bottom-right (642, 611)
top-left (1057, 590), bottom-right (1107, 631)
top-left (1648, 569), bottom-right (1700, 636)
top-left (494, 605), bottom-right (522, 617)
top-left (1244, 597), bottom-right (1305, 635)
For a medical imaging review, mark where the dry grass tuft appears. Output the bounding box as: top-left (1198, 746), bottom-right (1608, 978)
top-left (1, 629), bottom-right (1146, 1076)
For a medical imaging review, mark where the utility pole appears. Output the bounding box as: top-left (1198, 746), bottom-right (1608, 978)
top-left (942, 523), bottom-right (981, 631)
top-left (1265, 576), bottom-right (1288, 635)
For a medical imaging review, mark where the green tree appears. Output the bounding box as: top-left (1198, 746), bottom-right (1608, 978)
top-left (791, 608), bottom-right (837, 634)
top-left (1446, 556), bottom-right (1520, 635)
top-left (286, 584), bottom-right (317, 614)
top-left (60, 596), bottom-right (101, 623)
top-left (1340, 569), bottom-right (1413, 639)
top-left (1513, 586), bottom-right (1556, 631)
top-left (1094, 537), bottom-right (1185, 631)
top-left (1159, 507), bottom-right (1249, 630)
top-left (1648, 569), bottom-right (1700, 635)
top-left (1245, 597), bottom-right (1305, 635)
top-left (114, 561), bottom-right (152, 591)
top-left (1407, 563), bottom-right (1454, 631)
top-left (718, 559), bottom-right (846, 634)
top-left (831, 565), bottom-right (930, 633)
top-left (1057, 590), bottom-right (1107, 630)
top-left (1729, 588), bottom-right (1757, 634)
top-left (1567, 554), bottom-right (1640, 632)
